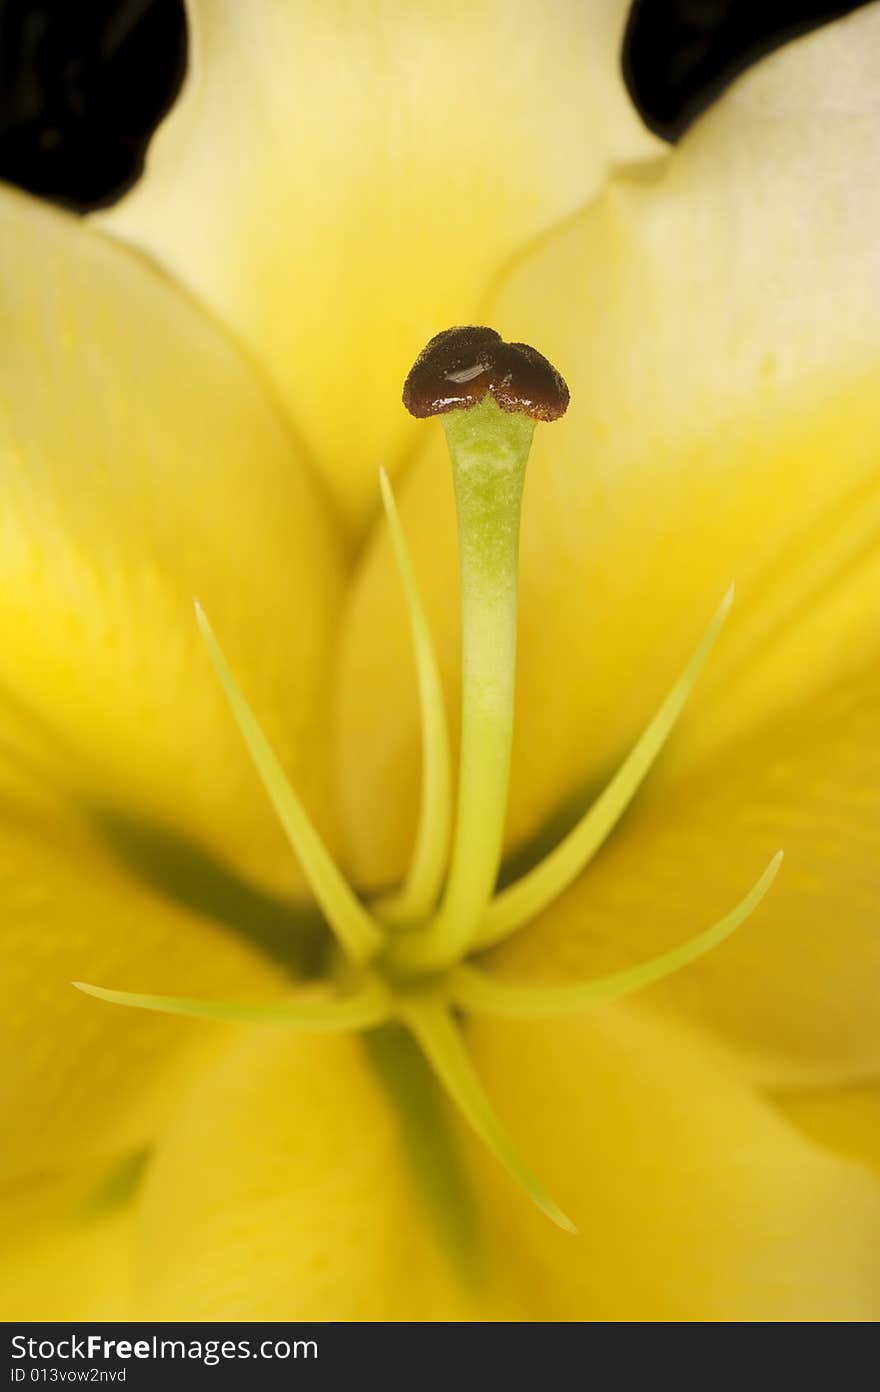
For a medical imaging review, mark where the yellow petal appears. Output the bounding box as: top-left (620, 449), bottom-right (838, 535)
top-left (0, 186), bottom-right (344, 897)
top-left (131, 1026), bottom-right (519, 1320)
top-left (98, 0), bottom-right (661, 532)
top-left (494, 0), bottom-right (880, 848)
top-left (0, 799), bottom-right (286, 1178)
top-left (126, 1006), bottom-right (880, 1320)
top-left (0, 1161), bottom-right (139, 1320)
top-left (466, 1007), bottom-right (880, 1320)
top-left (781, 1085), bottom-right (880, 1180)
top-left (335, 6), bottom-right (880, 1078)
top-left (482, 649), bottom-right (880, 1086)
top-left (338, 652), bottom-right (880, 1091)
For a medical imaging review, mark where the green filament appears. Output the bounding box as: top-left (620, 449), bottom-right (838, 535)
top-left (454, 852), bottom-right (782, 1019)
top-left (194, 602), bottom-right (383, 966)
top-left (72, 977), bottom-right (390, 1030)
top-left (476, 586), bottom-right (736, 949)
top-left (400, 994), bottom-right (576, 1233)
top-left (372, 469), bottom-right (452, 927)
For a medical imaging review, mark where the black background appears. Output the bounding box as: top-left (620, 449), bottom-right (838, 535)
top-left (0, 0), bottom-right (872, 212)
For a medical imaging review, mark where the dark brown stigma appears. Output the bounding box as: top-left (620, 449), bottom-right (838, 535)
top-left (403, 326), bottom-right (569, 423)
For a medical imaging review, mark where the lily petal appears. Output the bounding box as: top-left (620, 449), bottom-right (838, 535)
top-left (120, 1006), bottom-right (880, 1320)
top-left (130, 1027), bottom-right (520, 1320)
top-left (0, 800), bottom-right (287, 1178)
top-left (335, 5), bottom-right (880, 1080)
top-left (98, 0), bottom-right (662, 532)
top-left (0, 1163), bottom-right (139, 1319)
top-left (0, 185), bottom-right (344, 897)
top-left (486, 665), bottom-right (880, 1087)
top-left (466, 1007), bottom-right (880, 1320)
top-left (781, 1084), bottom-right (880, 1179)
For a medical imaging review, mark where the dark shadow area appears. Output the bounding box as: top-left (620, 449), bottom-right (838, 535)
top-left (88, 805), bottom-right (328, 980)
top-left (364, 1024), bottom-right (483, 1285)
top-left (78, 1146), bottom-right (151, 1217)
top-left (624, 0), bottom-right (872, 140)
top-left (0, 0), bottom-right (186, 209)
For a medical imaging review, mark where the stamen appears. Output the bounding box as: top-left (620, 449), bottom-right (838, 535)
top-left (476, 585), bottom-right (736, 950)
top-left (195, 603), bottom-right (383, 965)
top-left (72, 977), bottom-right (391, 1031)
top-left (399, 994), bottom-right (576, 1232)
top-left (371, 469), bottom-right (452, 927)
top-left (453, 852), bottom-right (782, 1019)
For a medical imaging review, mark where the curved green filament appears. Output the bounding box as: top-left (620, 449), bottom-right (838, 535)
top-left (476, 586), bottom-right (736, 950)
top-left (400, 994), bottom-right (576, 1233)
top-left (393, 400), bottom-right (534, 973)
top-left (72, 977), bottom-right (391, 1031)
top-left (194, 603), bottom-right (383, 966)
top-left (372, 469), bottom-right (452, 927)
top-left (454, 851), bottom-right (782, 1019)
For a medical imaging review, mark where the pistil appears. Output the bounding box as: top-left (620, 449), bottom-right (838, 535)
top-left (392, 328), bottom-right (568, 973)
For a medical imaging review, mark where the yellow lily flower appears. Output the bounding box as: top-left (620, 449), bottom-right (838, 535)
top-left (2, 0), bottom-right (880, 1321)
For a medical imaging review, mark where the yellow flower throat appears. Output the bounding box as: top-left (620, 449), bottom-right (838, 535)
top-left (75, 327), bottom-right (781, 1231)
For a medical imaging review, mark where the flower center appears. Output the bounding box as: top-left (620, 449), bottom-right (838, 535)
top-left (75, 327), bottom-right (781, 1231)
